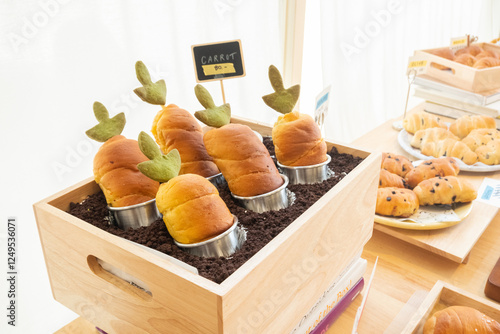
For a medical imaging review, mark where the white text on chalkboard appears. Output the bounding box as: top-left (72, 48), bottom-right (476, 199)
top-left (201, 52), bottom-right (237, 65)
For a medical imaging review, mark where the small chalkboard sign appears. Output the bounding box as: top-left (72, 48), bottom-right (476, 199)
top-left (192, 40), bottom-right (246, 83)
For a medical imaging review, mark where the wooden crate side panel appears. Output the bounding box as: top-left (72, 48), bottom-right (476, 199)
top-left (34, 203), bottom-right (221, 334)
top-left (221, 153), bottom-right (381, 333)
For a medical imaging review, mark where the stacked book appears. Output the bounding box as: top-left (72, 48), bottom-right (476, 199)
top-left (413, 75), bottom-right (500, 129)
top-left (289, 252), bottom-right (367, 334)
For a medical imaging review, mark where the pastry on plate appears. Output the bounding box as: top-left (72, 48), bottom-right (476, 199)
top-left (413, 176), bottom-right (477, 206)
top-left (411, 128), bottom-right (459, 149)
top-left (404, 157), bottom-right (460, 189)
top-left (403, 112), bottom-right (447, 135)
top-left (449, 115), bottom-right (496, 139)
top-left (379, 169), bottom-right (406, 188)
top-left (476, 139), bottom-right (500, 165)
top-left (381, 152), bottom-right (414, 178)
top-left (420, 137), bottom-right (478, 165)
top-left (462, 128), bottom-right (500, 151)
top-left (375, 187), bottom-right (419, 218)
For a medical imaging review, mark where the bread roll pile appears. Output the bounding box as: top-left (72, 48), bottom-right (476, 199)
top-left (429, 44), bottom-right (500, 69)
top-left (376, 153), bottom-right (476, 218)
top-left (405, 113), bottom-right (500, 165)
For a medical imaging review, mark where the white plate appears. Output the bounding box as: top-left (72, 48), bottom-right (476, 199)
top-left (397, 129), bottom-right (500, 172)
top-left (375, 202), bottom-right (473, 230)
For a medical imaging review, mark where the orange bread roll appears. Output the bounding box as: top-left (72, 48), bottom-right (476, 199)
top-left (424, 306), bottom-right (500, 334)
top-left (473, 57), bottom-right (500, 69)
top-left (381, 152), bottom-right (414, 177)
top-left (413, 176), bottom-right (477, 205)
top-left (272, 111), bottom-right (327, 166)
top-left (476, 140), bottom-right (500, 165)
top-left (376, 187), bottom-right (419, 217)
top-left (403, 112), bottom-right (447, 135)
top-left (462, 128), bottom-right (500, 151)
top-left (379, 169), bottom-right (406, 188)
top-left (156, 174), bottom-right (233, 244)
top-left (93, 135), bottom-right (160, 207)
top-left (454, 53), bottom-right (477, 67)
top-left (152, 104), bottom-right (219, 177)
top-left (449, 115), bottom-right (496, 139)
top-left (204, 123), bottom-right (283, 197)
top-left (455, 44), bottom-right (484, 57)
top-left (404, 157), bottom-right (460, 189)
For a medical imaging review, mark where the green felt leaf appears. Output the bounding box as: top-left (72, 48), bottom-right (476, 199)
top-left (262, 65), bottom-right (300, 114)
top-left (85, 102), bottom-right (125, 142)
top-left (194, 84), bottom-right (231, 128)
top-left (137, 132), bottom-right (181, 183)
top-left (138, 131), bottom-right (161, 160)
top-left (133, 61), bottom-right (166, 106)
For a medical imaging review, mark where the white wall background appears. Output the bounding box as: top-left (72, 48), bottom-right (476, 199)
top-left (1, 1), bottom-right (499, 333)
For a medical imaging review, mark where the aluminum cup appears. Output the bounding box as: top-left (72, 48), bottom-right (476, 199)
top-left (108, 198), bottom-right (161, 230)
top-left (277, 154), bottom-right (331, 185)
top-left (231, 174), bottom-right (289, 213)
top-left (206, 172), bottom-right (224, 187)
top-left (174, 215), bottom-right (245, 258)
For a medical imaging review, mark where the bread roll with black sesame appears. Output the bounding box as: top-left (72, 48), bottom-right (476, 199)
top-left (376, 187), bottom-right (419, 217)
top-left (476, 140), bottom-right (500, 165)
top-left (404, 157), bottom-right (460, 189)
top-left (381, 153), bottom-right (414, 178)
top-left (379, 170), bottom-right (406, 188)
top-left (403, 112), bottom-right (447, 135)
top-left (462, 128), bottom-right (500, 151)
top-left (413, 176), bottom-right (477, 206)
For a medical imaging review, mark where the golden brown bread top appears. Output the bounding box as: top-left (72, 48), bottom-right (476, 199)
top-left (376, 187), bottom-right (419, 218)
top-left (423, 306), bottom-right (500, 334)
top-left (413, 176), bottom-right (477, 206)
top-left (419, 136), bottom-right (479, 165)
top-left (93, 135), bottom-right (159, 207)
top-left (152, 104), bottom-right (219, 177)
top-left (462, 129), bottom-right (500, 151)
top-left (381, 152), bottom-right (414, 178)
top-left (156, 174), bottom-right (233, 244)
top-left (379, 169), bottom-right (406, 188)
top-left (403, 112), bottom-right (447, 135)
top-left (272, 111), bottom-right (327, 166)
top-left (404, 157), bottom-right (460, 189)
top-left (473, 57), bottom-right (500, 69)
top-left (476, 140), bottom-right (500, 165)
top-left (449, 115), bottom-right (496, 139)
top-left (204, 124), bottom-right (283, 197)
top-left (411, 128), bottom-right (459, 149)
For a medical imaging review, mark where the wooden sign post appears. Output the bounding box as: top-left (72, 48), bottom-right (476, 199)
top-left (191, 39), bottom-right (246, 103)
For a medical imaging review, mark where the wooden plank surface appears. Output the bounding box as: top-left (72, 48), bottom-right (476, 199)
top-left (352, 106), bottom-right (500, 263)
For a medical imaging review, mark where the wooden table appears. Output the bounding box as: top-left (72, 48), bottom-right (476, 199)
top-left (326, 114), bottom-right (500, 333)
top-left (56, 114), bottom-right (500, 333)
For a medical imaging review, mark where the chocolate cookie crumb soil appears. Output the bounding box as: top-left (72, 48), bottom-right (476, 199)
top-left (69, 138), bottom-right (362, 284)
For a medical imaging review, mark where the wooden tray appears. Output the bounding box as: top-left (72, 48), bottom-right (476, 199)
top-left (33, 116), bottom-right (381, 334)
top-left (401, 280), bottom-right (500, 333)
top-left (415, 42), bottom-right (500, 93)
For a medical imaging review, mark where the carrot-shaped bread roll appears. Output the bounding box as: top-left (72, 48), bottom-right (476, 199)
top-left (476, 139), bottom-right (500, 165)
top-left (423, 305), bottom-right (500, 334)
top-left (411, 128), bottom-right (459, 149)
top-left (381, 152), bottom-right (413, 178)
top-left (86, 102), bottom-right (159, 207)
top-left (413, 176), bottom-right (477, 206)
top-left (137, 132), bottom-right (233, 244)
top-left (376, 187), bottom-right (419, 217)
top-left (462, 128), bottom-right (500, 151)
top-left (134, 61), bottom-right (219, 178)
top-left (403, 111), bottom-right (447, 135)
top-left (404, 157), bottom-right (460, 189)
top-left (194, 84), bottom-right (283, 197)
top-left (449, 114), bottom-right (496, 139)
top-left (263, 65), bottom-right (327, 166)
top-left (379, 169), bottom-right (406, 188)
top-left (420, 138), bottom-right (478, 165)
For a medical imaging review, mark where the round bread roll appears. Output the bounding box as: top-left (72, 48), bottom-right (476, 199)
top-left (376, 187), bottom-right (419, 218)
top-left (424, 305), bottom-right (500, 334)
top-left (454, 53), bottom-right (476, 67)
top-left (156, 174), bottom-right (234, 244)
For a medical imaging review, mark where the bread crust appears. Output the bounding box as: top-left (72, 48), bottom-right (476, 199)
top-left (404, 157), bottom-right (460, 189)
top-left (413, 176), bottom-right (477, 206)
top-left (381, 153), bottom-right (414, 178)
top-left (423, 305), bottom-right (500, 334)
top-left (376, 187), bottom-right (419, 217)
top-left (152, 104), bottom-right (219, 177)
top-left (93, 135), bottom-right (159, 207)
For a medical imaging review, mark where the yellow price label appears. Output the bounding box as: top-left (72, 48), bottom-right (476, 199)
top-left (408, 60), bottom-right (427, 68)
top-left (202, 63), bottom-right (236, 76)
top-left (452, 38), bottom-right (467, 46)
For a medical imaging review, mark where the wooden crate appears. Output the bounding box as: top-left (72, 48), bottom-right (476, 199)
top-left (401, 280), bottom-right (500, 333)
top-left (33, 117), bottom-right (381, 334)
top-left (415, 42), bottom-right (500, 93)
